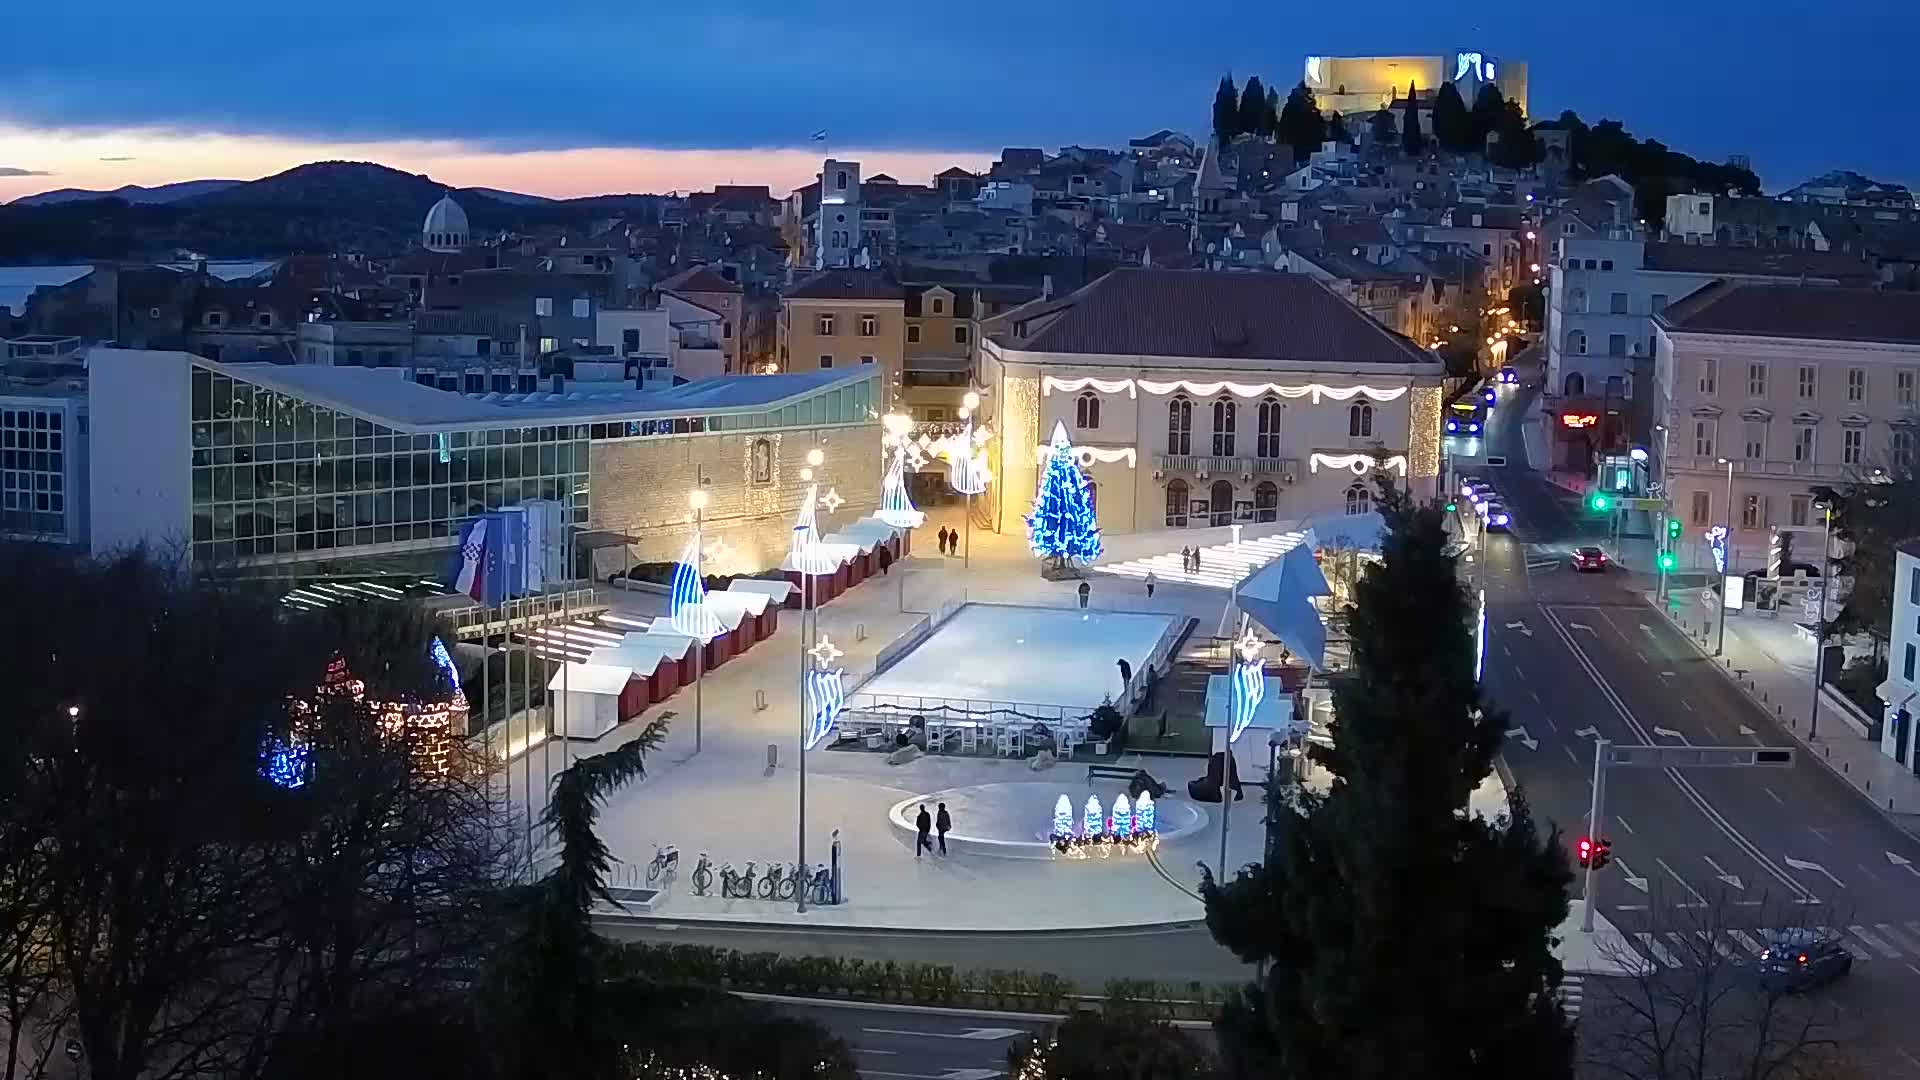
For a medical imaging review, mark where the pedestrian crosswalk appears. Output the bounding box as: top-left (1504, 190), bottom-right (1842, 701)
top-left (1557, 975), bottom-right (1585, 1019)
top-left (1615, 921), bottom-right (1920, 971)
top-left (1524, 542), bottom-right (1574, 574)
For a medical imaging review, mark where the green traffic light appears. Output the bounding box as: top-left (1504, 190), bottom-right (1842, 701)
top-left (1657, 551), bottom-right (1677, 572)
top-left (1589, 493), bottom-right (1611, 512)
top-left (1667, 518), bottom-right (1682, 539)
top-left (1446, 501), bottom-right (1458, 512)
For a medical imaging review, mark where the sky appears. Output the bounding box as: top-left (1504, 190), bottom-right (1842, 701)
top-left (0, 3), bottom-right (1914, 204)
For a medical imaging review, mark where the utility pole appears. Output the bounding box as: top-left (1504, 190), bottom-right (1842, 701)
top-left (1582, 738), bottom-right (1609, 932)
top-left (1809, 502), bottom-right (1834, 740)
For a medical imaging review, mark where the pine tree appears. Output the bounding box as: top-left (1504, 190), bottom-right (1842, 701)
top-left (1490, 99), bottom-right (1543, 171)
top-left (1265, 86), bottom-right (1281, 137)
top-left (1432, 81), bottom-right (1471, 152)
top-left (1327, 111), bottom-right (1349, 144)
top-left (1025, 420), bottom-right (1103, 571)
top-left (1368, 107), bottom-right (1397, 146)
top-left (1201, 476), bottom-right (1575, 1079)
top-left (1213, 75), bottom-right (1240, 146)
top-left (1238, 76), bottom-right (1269, 138)
top-left (1401, 81), bottom-right (1424, 156)
top-left (1276, 82), bottom-right (1328, 163)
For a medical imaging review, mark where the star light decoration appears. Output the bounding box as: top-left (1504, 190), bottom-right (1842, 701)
top-left (803, 634), bottom-right (847, 750)
top-left (818, 487), bottom-right (845, 514)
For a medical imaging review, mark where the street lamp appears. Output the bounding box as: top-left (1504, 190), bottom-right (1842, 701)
top-left (1714, 457), bottom-right (1734, 657)
top-left (688, 486), bottom-right (709, 752)
top-left (1809, 499), bottom-right (1835, 740)
top-left (794, 448), bottom-right (828, 912)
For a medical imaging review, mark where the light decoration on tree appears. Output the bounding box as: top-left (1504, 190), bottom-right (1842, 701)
top-left (1228, 625), bottom-right (1266, 745)
top-left (260, 733), bottom-right (311, 789)
top-left (275, 637), bottom-right (467, 782)
top-left (1110, 793), bottom-right (1133, 840)
top-left (803, 635), bottom-right (846, 750)
top-left (1025, 420), bottom-right (1103, 569)
top-left (876, 413), bottom-right (926, 529)
top-left (1051, 794), bottom-right (1075, 853)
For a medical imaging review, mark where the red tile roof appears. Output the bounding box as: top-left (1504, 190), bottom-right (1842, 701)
top-left (992, 269), bottom-right (1438, 366)
top-left (784, 269), bottom-right (905, 301)
top-left (1658, 282), bottom-right (1920, 345)
top-left (657, 265), bottom-right (742, 295)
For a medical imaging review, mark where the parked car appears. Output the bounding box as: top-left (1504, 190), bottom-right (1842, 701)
top-left (1483, 502), bottom-right (1512, 531)
top-left (1571, 547), bottom-right (1608, 572)
top-left (1758, 928), bottom-right (1851, 993)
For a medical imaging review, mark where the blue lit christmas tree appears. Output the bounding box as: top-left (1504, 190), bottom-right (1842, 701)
top-left (1026, 420), bottom-right (1103, 571)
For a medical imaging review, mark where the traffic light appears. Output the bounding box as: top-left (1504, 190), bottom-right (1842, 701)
top-left (1575, 836), bottom-right (1594, 868)
top-left (1657, 550), bottom-right (1678, 572)
top-left (1667, 517), bottom-right (1683, 541)
top-left (1593, 838), bottom-right (1614, 870)
top-left (1446, 499), bottom-right (1459, 512)
top-left (1588, 492), bottom-right (1611, 513)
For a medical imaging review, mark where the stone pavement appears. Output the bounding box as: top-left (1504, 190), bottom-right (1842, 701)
top-left (1649, 586), bottom-right (1920, 823)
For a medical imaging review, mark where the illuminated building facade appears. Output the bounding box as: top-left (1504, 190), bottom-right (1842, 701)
top-left (1302, 52), bottom-right (1529, 119)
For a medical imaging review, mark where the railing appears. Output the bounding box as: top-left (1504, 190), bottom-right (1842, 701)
top-left (1155, 454), bottom-right (1300, 475)
top-left (443, 586), bottom-right (609, 637)
top-left (1666, 455), bottom-right (1839, 480)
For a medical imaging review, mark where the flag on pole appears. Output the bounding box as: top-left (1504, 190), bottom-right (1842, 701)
top-left (1228, 655), bottom-right (1265, 745)
top-left (810, 129), bottom-right (828, 142)
top-left (452, 517), bottom-right (489, 601)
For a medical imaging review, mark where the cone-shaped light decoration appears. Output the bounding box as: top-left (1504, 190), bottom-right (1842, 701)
top-left (669, 533), bottom-right (723, 640)
top-left (876, 444), bottom-right (925, 529)
top-left (1136, 790), bottom-right (1156, 834)
top-left (1111, 793), bottom-right (1133, 839)
top-left (790, 482), bottom-right (840, 575)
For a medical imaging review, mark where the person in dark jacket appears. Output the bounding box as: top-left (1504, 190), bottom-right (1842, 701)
top-left (915, 804), bottom-right (933, 857)
top-left (936, 803), bottom-right (952, 856)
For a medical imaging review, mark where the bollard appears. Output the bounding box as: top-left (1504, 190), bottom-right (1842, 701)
top-left (856, 623), bottom-right (868, 642)
top-left (1865, 780), bottom-right (1871, 793)
top-left (755, 688), bottom-right (768, 712)
top-left (767, 743), bottom-right (779, 770)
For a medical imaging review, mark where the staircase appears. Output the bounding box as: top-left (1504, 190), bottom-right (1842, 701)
top-left (1095, 531), bottom-right (1311, 590)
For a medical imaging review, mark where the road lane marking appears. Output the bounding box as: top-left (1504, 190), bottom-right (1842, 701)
top-left (1540, 605), bottom-right (1819, 906)
top-left (1876, 923), bottom-right (1920, 955)
top-left (1727, 929), bottom-right (1766, 956)
top-left (1616, 816), bottom-right (1635, 835)
top-left (1654, 856), bottom-right (1709, 905)
top-left (1564, 746), bottom-right (1579, 764)
top-left (1515, 666), bottom-right (1527, 680)
top-left (1782, 856), bottom-right (1847, 891)
top-left (1543, 713), bottom-right (1556, 731)
top-left (1849, 925), bottom-right (1902, 958)
top-left (1680, 700), bottom-right (1694, 711)
top-left (1502, 644), bottom-right (1511, 657)
top-left (1833, 936), bottom-right (1873, 962)
top-left (1635, 932), bottom-right (1679, 968)
top-left (1857, 864), bottom-right (1879, 882)
top-left (855, 1049), bottom-right (902, 1056)
top-left (1634, 649), bottom-right (1649, 664)
top-left (1529, 688), bottom-right (1541, 702)
top-left (1764, 787), bottom-right (1784, 805)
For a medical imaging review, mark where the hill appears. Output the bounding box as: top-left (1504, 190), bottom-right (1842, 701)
top-left (11, 179), bottom-right (244, 206)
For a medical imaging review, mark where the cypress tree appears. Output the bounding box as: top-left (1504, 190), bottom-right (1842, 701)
top-left (1238, 76), bottom-right (1269, 138)
top-left (1432, 81), bottom-right (1471, 152)
top-left (1213, 75), bottom-right (1240, 146)
top-left (1471, 84), bottom-right (1507, 151)
top-left (1202, 477), bottom-right (1575, 1080)
top-left (1401, 81), bottom-right (1424, 156)
top-left (1277, 82), bottom-right (1328, 163)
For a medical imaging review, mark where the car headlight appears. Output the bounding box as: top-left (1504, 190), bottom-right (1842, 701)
top-left (1493, 514), bottom-right (1509, 525)
top-left (1469, 423), bottom-right (1481, 433)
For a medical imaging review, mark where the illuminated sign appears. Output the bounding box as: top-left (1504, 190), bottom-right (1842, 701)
top-left (1560, 413), bottom-right (1600, 429)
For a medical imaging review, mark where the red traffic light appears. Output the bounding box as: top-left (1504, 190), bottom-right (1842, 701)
top-left (1576, 837), bottom-right (1594, 868)
top-left (1593, 838), bottom-right (1613, 870)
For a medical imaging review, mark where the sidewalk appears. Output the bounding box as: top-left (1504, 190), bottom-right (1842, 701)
top-left (1646, 586), bottom-right (1920, 825)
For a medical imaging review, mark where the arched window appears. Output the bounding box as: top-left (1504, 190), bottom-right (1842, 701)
top-left (1564, 372), bottom-right (1586, 396)
top-left (1211, 397), bottom-right (1236, 456)
top-left (1254, 481), bottom-right (1279, 522)
top-left (1256, 396), bottom-right (1282, 458)
top-left (1076, 392), bottom-right (1101, 430)
top-left (1167, 396), bottom-right (1192, 455)
top-left (1345, 483), bottom-right (1372, 516)
top-left (1209, 480), bottom-right (1234, 527)
top-left (1165, 479), bottom-right (1189, 527)
top-left (1348, 403), bottom-right (1373, 438)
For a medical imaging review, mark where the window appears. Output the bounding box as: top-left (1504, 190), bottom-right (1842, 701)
top-left (1610, 292), bottom-right (1628, 314)
top-left (623, 329), bottom-right (640, 353)
top-left (1693, 419), bottom-right (1715, 457)
top-left (205, 311), bottom-right (224, 327)
top-left (859, 314), bottom-right (877, 337)
top-left (1212, 397), bottom-right (1237, 456)
top-left (1254, 481), bottom-right (1279, 522)
top-left (1912, 566), bottom-right (1920, 605)
top-left (860, 355), bottom-right (874, 364)
top-left (1847, 368), bottom-right (1866, 403)
top-left (723, 321), bottom-right (733, 340)
top-left (1075, 392), bottom-right (1101, 430)
top-left (816, 314), bottom-right (835, 335)
top-left (1651, 293), bottom-right (1669, 314)
top-left (1843, 428), bottom-right (1863, 465)
top-left (907, 325), bottom-right (921, 343)
top-left (346, 349), bottom-right (365, 367)
top-left (1899, 370), bottom-right (1918, 408)
top-left (1798, 365), bottom-right (1817, 399)
top-left (1344, 483), bottom-right (1372, 516)
top-left (1698, 358), bottom-right (1716, 394)
top-left (1741, 494), bottom-right (1761, 529)
top-left (256, 312), bottom-right (274, 328)
top-left (1569, 330), bottom-right (1587, 355)
top-left (1600, 259), bottom-right (1614, 271)
top-left (1165, 479), bottom-right (1189, 527)
top-left (1565, 373), bottom-right (1586, 396)
top-left (1167, 396), bottom-right (1192, 455)
top-left (572, 298), bottom-right (590, 319)
top-left (1790, 494), bottom-right (1810, 527)
top-left (1209, 480), bottom-right (1234, 526)
top-left (1895, 429), bottom-right (1915, 469)
top-left (1907, 643), bottom-right (1916, 683)
top-left (836, 170), bottom-right (847, 191)
top-left (538, 337), bottom-right (557, 354)
top-left (954, 325), bottom-right (970, 345)
top-left (1349, 403), bottom-right (1373, 438)
top-left (1746, 362), bottom-right (1767, 397)
top-left (1793, 425), bottom-right (1814, 463)
top-left (1563, 222), bottom-right (1576, 235)
top-left (1691, 490), bottom-right (1711, 526)
top-left (931, 298), bottom-right (945, 315)
top-left (1256, 396), bottom-right (1282, 458)
top-left (819, 355), bottom-right (833, 369)
top-left (1608, 334), bottom-right (1627, 358)
top-left (535, 297), bottom-right (553, 317)
top-left (750, 439), bottom-right (772, 484)
top-left (1744, 421), bottom-right (1766, 461)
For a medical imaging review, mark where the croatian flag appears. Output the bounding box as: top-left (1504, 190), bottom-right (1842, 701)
top-left (453, 518), bottom-right (489, 602)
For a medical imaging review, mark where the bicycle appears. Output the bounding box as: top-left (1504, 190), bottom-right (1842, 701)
top-left (805, 864), bottom-right (834, 906)
top-left (690, 852), bottom-right (714, 897)
top-left (758, 861), bottom-right (788, 900)
top-left (777, 862), bottom-right (803, 902)
top-left (647, 843), bottom-right (680, 887)
top-left (721, 861), bottom-right (758, 900)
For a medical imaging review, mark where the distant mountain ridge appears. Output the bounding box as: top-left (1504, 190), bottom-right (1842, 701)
top-left (11, 179), bottom-right (244, 206)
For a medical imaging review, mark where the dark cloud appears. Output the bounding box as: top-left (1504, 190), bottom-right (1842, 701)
top-left (0, 167), bottom-right (51, 176)
top-left (0, 4), bottom-right (1912, 189)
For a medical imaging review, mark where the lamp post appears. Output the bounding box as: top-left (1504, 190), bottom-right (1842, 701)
top-left (797, 446), bottom-right (825, 913)
top-left (688, 486), bottom-right (709, 754)
top-left (1715, 457), bottom-right (1734, 657)
top-left (961, 391), bottom-right (980, 568)
top-left (1809, 500), bottom-right (1834, 740)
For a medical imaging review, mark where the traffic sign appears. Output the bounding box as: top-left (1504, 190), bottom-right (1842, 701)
top-left (1623, 497), bottom-right (1666, 511)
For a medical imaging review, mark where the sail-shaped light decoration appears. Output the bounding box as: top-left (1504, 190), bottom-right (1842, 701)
top-left (946, 415), bottom-right (990, 496)
top-left (875, 443), bottom-right (925, 529)
top-left (803, 667), bottom-right (845, 750)
top-left (1228, 624), bottom-right (1265, 745)
top-left (668, 533), bottom-right (723, 640)
top-left (790, 482), bottom-right (842, 575)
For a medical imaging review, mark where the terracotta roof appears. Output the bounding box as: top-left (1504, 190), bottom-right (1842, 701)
top-left (1659, 282), bottom-right (1920, 345)
top-left (936, 166), bottom-right (978, 179)
top-left (993, 268), bottom-right (1439, 366)
top-left (784, 269), bottom-right (905, 301)
top-left (1641, 243), bottom-right (1879, 283)
top-left (657, 265), bottom-right (742, 295)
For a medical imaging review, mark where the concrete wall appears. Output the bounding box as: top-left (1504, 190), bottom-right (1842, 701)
top-left (88, 348), bottom-right (192, 557)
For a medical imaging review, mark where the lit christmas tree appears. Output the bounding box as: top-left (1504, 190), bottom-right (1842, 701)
top-left (1026, 420), bottom-right (1103, 571)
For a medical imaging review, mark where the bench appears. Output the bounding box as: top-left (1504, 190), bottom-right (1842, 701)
top-left (1087, 764), bottom-right (1135, 783)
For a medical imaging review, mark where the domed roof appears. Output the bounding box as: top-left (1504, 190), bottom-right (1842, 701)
top-left (422, 194), bottom-right (469, 238)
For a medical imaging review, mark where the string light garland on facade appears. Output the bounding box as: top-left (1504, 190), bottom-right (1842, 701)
top-left (1308, 452), bottom-right (1409, 475)
top-left (1031, 444), bottom-right (1139, 468)
top-left (1042, 376), bottom-right (1410, 403)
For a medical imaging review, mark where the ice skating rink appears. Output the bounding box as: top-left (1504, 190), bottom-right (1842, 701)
top-left (856, 603), bottom-right (1178, 710)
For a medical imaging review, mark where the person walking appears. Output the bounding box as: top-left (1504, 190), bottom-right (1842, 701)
top-left (1144, 569), bottom-right (1157, 598)
top-left (1077, 580), bottom-right (1091, 609)
top-left (936, 526), bottom-right (948, 555)
top-left (915, 805), bottom-right (933, 857)
top-left (1191, 547), bottom-right (1202, 574)
top-left (1180, 545), bottom-right (1192, 573)
top-left (935, 802), bottom-right (952, 856)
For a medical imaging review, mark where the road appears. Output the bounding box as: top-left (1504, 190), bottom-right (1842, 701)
top-left (764, 999), bottom-right (1051, 1080)
top-left (1466, 367), bottom-right (1920, 1074)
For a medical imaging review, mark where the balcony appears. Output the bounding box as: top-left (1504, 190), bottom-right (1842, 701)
top-left (1666, 455), bottom-right (1839, 481)
top-left (1155, 454), bottom-right (1301, 477)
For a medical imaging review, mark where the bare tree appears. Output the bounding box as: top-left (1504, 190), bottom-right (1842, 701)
top-left (1580, 888), bottom-right (1847, 1080)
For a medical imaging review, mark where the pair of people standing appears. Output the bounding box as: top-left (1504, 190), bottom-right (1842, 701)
top-left (915, 803), bottom-right (952, 857)
top-left (1179, 546), bottom-right (1203, 573)
top-left (936, 526), bottom-right (962, 557)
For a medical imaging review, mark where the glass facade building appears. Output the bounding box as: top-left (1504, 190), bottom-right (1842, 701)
top-left (190, 365), bottom-right (589, 565)
top-left (0, 402), bottom-right (72, 538)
